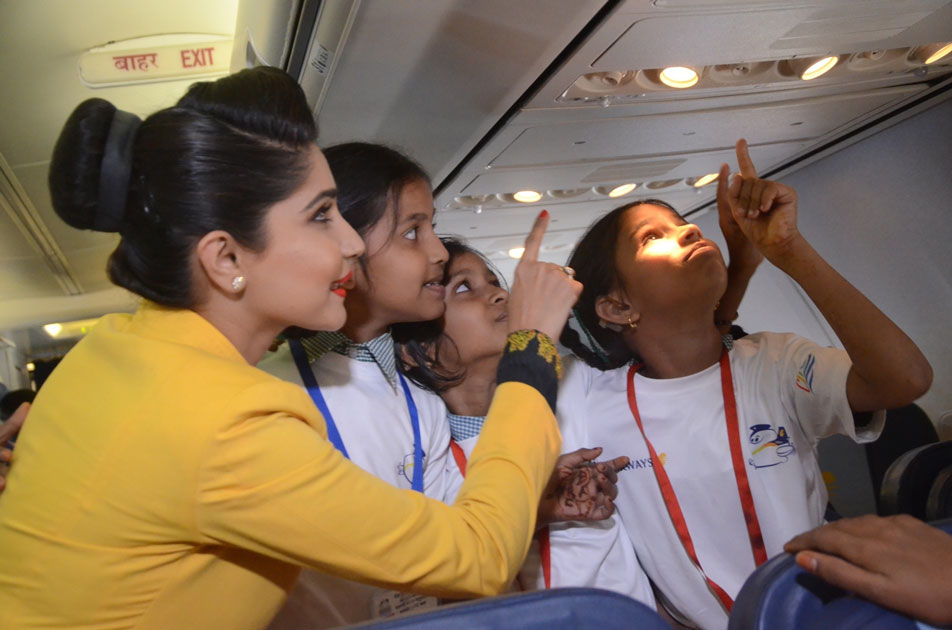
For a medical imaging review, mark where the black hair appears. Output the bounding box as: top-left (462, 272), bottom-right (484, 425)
top-left (393, 237), bottom-right (504, 393)
top-left (559, 199), bottom-right (679, 370)
top-left (48, 66), bottom-right (318, 308)
top-left (322, 142), bottom-right (430, 240)
top-left (1, 389), bottom-right (35, 421)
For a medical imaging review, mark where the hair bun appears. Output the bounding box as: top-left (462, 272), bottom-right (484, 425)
top-left (48, 98), bottom-right (140, 233)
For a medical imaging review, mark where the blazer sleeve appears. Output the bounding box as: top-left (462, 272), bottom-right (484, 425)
top-left (195, 346), bottom-right (560, 598)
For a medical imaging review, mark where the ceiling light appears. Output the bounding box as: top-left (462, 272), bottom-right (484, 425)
top-left (914, 42), bottom-right (952, 65)
top-left (659, 67), bottom-right (699, 88)
top-left (693, 173), bottom-right (719, 188)
top-left (798, 56), bottom-right (838, 80)
top-left (609, 183), bottom-right (637, 198)
top-left (513, 190), bottom-right (542, 203)
top-left (26, 363), bottom-right (35, 372)
top-left (508, 247), bottom-right (525, 259)
top-left (42, 317), bottom-right (101, 339)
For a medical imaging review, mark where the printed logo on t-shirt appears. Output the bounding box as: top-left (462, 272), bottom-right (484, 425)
top-left (619, 452), bottom-right (666, 472)
top-left (796, 354), bottom-right (815, 393)
top-left (396, 449), bottom-right (427, 485)
top-left (747, 424), bottom-right (796, 468)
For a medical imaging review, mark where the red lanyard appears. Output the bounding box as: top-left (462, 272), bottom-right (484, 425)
top-left (450, 440), bottom-right (551, 590)
top-left (626, 349), bottom-right (767, 612)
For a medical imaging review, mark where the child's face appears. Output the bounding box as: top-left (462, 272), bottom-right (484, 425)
top-left (354, 178), bottom-right (449, 324)
top-left (613, 203), bottom-right (727, 313)
top-left (440, 252), bottom-right (509, 368)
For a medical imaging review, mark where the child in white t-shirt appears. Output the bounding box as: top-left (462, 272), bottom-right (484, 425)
top-left (559, 139), bottom-right (932, 630)
top-left (260, 143), bottom-right (453, 628)
top-left (396, 237), bottom-right (655, 606)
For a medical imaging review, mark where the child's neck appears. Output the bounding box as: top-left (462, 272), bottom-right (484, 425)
top-left (633, 314), bottom-right (724, 379)
top-left (440, 355), bottom-right (500, 418)
top-left (340, 295), bottom-right (390, 343)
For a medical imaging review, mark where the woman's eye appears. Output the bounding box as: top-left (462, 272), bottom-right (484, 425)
top-left (311, 205), bottom-right (331, 223)
top-left (404, 227), bottom-right (418, 240)
top-left (454, 281), bottom-right (470, 294)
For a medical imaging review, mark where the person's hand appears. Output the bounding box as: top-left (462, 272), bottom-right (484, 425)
top-left (0, 401), bottom-right (30, 493)
top-left (716, 162), bottom-right (763, 272)
top-left (784, 514), bottom-right (952, 626)
top-left (537, 447), bottom-right (629, 526)
top-left (507, 210), bottom-right (583, 342)
top-left (727, 139), bottom-right (802, 263)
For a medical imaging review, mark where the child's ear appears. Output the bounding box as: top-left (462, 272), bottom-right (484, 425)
top-left (195, 230), bottom-right (246, 297)
top-left (595, 294), bottom-right (639, 332)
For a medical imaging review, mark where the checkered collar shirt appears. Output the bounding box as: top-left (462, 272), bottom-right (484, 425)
top-left (447, 413), bottom-right (486, 443)
top-left (298, 330), bottom-right (400, 391)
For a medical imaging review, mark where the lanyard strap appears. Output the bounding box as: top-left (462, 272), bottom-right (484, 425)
top-left (450, 439), bottom-right (551, 589)
top-left (290, 339), bottom-right (424, 493)
top-left (626, 349), bottom-right (766, 612)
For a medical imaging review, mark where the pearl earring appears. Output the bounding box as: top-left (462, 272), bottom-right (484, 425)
top-left (231, 276), bottom-right (246, 292)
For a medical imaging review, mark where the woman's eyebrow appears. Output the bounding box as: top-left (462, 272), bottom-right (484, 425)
top-left (303, 188), bottom-right (338, 211)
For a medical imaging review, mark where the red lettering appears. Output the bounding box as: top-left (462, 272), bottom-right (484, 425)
top-left (181, 47), bottom-right (217, 69)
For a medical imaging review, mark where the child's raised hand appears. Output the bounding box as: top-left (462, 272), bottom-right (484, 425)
top-left (507, 210), bottom-right (583, 342)
top-left (717, 162), bottom-right (763, 271)
top-left (728, 139), bottom-right (802, 263)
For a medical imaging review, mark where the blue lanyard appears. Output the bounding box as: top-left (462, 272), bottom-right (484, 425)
top-left (289, 339), bottom-right (424, 493)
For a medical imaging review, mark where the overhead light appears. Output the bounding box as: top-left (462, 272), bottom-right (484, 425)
top-left (42, 317), bottom-right (101, 339)
top-left (659, 66), bottom-right (699, 88)
top-left (797, 56), bottom-right (838, 80)
top-left (513, 190), bottom-right (542, 203)
top-left (693, 173), bottom-right (719, 188)
top-left (609, 183), bottom-right (637, 198)
top-left (913, 42), bottom-right (952, 65)
top-left (26, 363), bottom-right (35, 372)
top-left (508, 246), bottom-right (526, 259)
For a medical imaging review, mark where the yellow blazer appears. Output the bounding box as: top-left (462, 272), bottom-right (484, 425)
top-left (0, 303), bottom-right (560, 629)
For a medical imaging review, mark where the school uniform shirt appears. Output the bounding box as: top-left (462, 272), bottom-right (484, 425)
top-left (259, 332), bottom-right (451, 629)
top-left (443, 375), bottom-right (656, 608)
top-left (0, 304), bottom-right (561, 630)
top-left (577, 332), bottom-right (884, 630)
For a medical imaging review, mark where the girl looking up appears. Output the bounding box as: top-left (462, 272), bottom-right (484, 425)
top-left (397, 238), bottom-right (654, 605)
top-left (0, 68), bottom-right (580, 630)
top-left (560, 139), bottom-right (932, 629)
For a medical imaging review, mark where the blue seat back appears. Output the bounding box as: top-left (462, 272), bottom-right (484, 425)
top-left (729, 518), bottom-right (952, 630)
top-left (348, 587), bottom-right (668, 630)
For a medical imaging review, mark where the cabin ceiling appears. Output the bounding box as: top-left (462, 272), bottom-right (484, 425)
top-left (1, 0), bottom-right (951, 360)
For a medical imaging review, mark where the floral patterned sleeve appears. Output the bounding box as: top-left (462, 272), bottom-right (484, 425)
top-left (497, 330), bottom-right (562, 412)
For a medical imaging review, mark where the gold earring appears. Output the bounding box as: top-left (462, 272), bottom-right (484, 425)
top-left (627, 315), bottom-right (637, 330)
top-left (231, 276), bottom-right (246, 292)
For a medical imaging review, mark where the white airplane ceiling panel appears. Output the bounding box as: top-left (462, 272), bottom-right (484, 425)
top-left (13, 163), bottom-right (120, 256)
top-left (0, 205), bottom-right (42, 261)
top-left (0, 258), bottom-right (67, 301)
top-left (488, 86), bottom-right (924, 170)
top-left (593, 0), bottom-right (951, 71)
top-left (67, 246), bottom-right (121, 294)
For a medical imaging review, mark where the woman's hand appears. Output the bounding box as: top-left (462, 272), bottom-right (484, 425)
top-left (727, 139), bottom-right (803, 264)
top-left (507, 210), bottom-right (583, 342)
top-left (537, 447), bottom-right (629, 526)
top-left (784, 514), bottom-right (952, 626)
top-left (0, 401), bottom-right (29, 493)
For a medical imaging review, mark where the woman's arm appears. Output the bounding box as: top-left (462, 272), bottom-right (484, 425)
top-left (727, 140), bottom-right (932, 411)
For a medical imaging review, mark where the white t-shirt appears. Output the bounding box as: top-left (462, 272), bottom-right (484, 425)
top-left (259, 344), bottom-right (450, 629)
top-left (578, 333), bottom-right (884, 630)
top-left (443, 360), bottom-right (656, 607)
